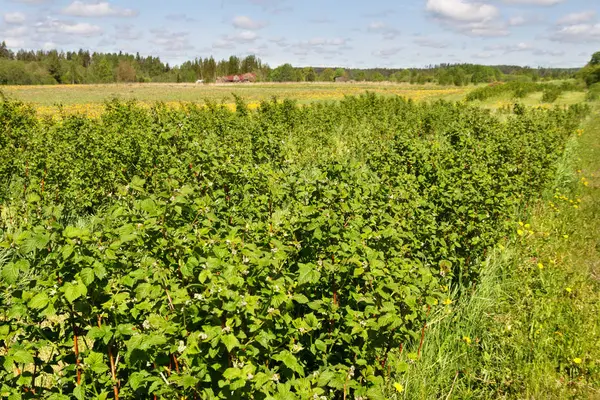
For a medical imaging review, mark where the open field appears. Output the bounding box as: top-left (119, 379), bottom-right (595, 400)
top-left (1, 82), bottom-right (589, 119)
top-left (1, 82), bottom-right (466, 112)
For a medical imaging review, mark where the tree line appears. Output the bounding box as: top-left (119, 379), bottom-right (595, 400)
top-left (0, 41), bottom-right (582, 86)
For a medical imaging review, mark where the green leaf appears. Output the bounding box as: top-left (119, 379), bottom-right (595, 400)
top-left (73, 385), bottom-right (85, 400)
top-left (12, 349), bottom-right (34, 364)
top-left (80, 268), bottom-right (95, 286)
top-left (298, 263), bottom-right (320, 285)
top-left (84, 352), bottom-right (109, 374)
top-left (129, 371), bottom-right (149, 390)
top-left (273, 350), bottom-right (304, 376)
top-left (28, 292), bottom-right (49, 310)
top-left (221, 334), bottom-right (240, 352)
top-left (1, 262), bottom-right (20, 284)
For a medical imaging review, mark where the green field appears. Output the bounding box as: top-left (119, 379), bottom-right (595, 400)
top-left (1, 82), bottom-right (467, 106)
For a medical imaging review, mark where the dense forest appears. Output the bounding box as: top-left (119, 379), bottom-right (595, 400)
top-left (0, 41), bottom-right (581, 85)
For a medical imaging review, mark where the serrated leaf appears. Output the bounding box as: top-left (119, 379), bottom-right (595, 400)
top-left (28, 292), bottom-right (49, 310)
top-left (221, 334), bottom-right (240, 352)
top-left (1, 263), bottom-right (19, 284)
top-left (11, 349), bottom-right (33, 364)
top-left (298, 263), bottom-right (320, 285)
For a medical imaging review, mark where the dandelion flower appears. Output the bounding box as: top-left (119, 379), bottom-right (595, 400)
top-left (393, 382), bottom-right (404, 393)
top-left (462, 336), bottom-right (472, 345)
top-left (573, 358), bottom-right (582, 364)
top-left (517, 229), bottom-right (524, 236)
top-left (537, 263), bottom-right (544, 270)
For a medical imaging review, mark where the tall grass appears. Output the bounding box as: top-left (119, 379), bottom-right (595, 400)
top-left (389, 113), bottom-right (600, 399)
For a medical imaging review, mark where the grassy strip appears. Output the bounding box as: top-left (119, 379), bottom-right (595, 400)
top-left (391, 110), bottom-right (600, 399)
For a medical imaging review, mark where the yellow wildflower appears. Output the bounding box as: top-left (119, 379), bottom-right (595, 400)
top-left (444, 298), bottom-right (452, 305)
top-left (573, 358), bottom-right (582, 364)
top-left (462, 336), bottom-right (472, 345)
top-left (537, 263), bottom-right (544, 270)
top-left (517, 229), bottom-right (524, 236)
top-left (394, 382), bottom-right (404, 393)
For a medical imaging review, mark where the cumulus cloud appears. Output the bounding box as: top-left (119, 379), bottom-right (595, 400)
top-left (426, 0), bottom-right (499, 23)
top-left (557, 11), bottom-right (596, 25)
top-left (426, 0), bottom-right (509, 37)
top-left (550, 23), bottom-right (600, 43)
top-left (367, 21), bottom-right (400, 40)
top-left (35, 17), bottom-right (103, 36)
top-left (372, 47), bottom-right (403, 58)
top-left (4, 12), bottom-right (26, 24)
top-left (414, 36), bottom-right (449, 48)
top-left (150, 28), bottom-right (193, 51)
top-left (502, 0), bottom-right (564, 5)
top-left (232, 16), bottom-right (266, 30)
top-left (63, 1), bottom-right (138, 18)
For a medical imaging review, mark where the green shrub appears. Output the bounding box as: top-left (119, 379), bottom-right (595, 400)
top-left (0, 95), bottom-right (588, 399)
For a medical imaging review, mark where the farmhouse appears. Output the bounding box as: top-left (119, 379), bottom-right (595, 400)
top-left (217, 72), bottom-right (257, 83)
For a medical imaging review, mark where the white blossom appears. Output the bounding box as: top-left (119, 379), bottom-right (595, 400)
top-left (177, 340), bottom-right (186, 353)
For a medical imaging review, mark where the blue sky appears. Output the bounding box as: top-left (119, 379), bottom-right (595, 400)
top-left (1, 0), bottom-right (599, 68)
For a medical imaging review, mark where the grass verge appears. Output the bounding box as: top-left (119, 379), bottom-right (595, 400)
top-left (390, 109), bottom-right (600, 399)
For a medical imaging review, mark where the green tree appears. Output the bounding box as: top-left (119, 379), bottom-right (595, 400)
top-left (270, 63), bottom-right (296, 82)
top-left (320, 68), bottom-right (335, 82)
top-left (304, 67), bottom-right (316, 82)
top-left (580, 52), bottom-right (600, 87)
top-left (116, 60), bottom-right (137, 82)
top-left (0, 41), bottom-right (13, 59)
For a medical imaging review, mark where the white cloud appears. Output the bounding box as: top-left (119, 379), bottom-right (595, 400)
top-left (373, 47), bottom-right (403, 58)
top-left (508, 15), bottom-right (526, 26)
top-left (4, 26), bottom-right (29, 37)
top-left (367, 21), bottom-right (401, 40)
top-left (426, 0), bottom-right (508, 37)
top-left (4, 12), bottom-right (26, 24)
top-left (4, 38), bottom-right (26, 47)
top-left (63, 1), bottom-right (138, 18)
top-left (550, 23), bottom-right (600, 43)
top-left (150, 28), bottom-right (193, 51)
top-left (426, 0), bottom-right (498, 23)
top-left (502, 0), bottom-right (564, 5)
top-left (35, 17), bottom-right (103, 36)
top-left (232, 16), bottom-right (266, 30)
top-left (414, 36), bottom-right (449, 48)
top-left (557, 11), bottom-right (596, 25)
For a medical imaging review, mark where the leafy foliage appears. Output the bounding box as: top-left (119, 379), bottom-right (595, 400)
top-left (0, 94), bottom-right (588, 398)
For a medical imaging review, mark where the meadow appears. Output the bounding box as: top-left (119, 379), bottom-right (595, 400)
top-left (0, 82), bottom-right (598, 399)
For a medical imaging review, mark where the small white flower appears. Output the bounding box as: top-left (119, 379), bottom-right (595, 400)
top-left (243, 256), bottom-right (249, 264)
top-left (348, 365), bottom-right (355, 377)
top-left (232, 249), bottom-right (237, 255)
top-left (247, 373), bottom-right (254, 380)
top-left (142, 320), bottom-right (151, 330)
top-left (199, 333), bottom-right (208, 340)
top-left (194, 293), bottom-right (204, 301)
top-left (272, 373), bottom-right (280, 382)
top-left (242, 270), bottom-right (249, 276)
top-left (273, 285), bottom-right (280, 292)
top-left (317, 260), bottom-right (323, 267)
top-left (292, 344), bottom-right (303, 353)
top-left (268, 307), bottom-right (275, 314)
top-left (222, 326), bottom-right (231, 333)
top-left (271, 247), bottom-right (278, 254)
top-left (177, 340), bottom-right (186, 353)
top-left (170, 196), bottom-right (176, 202)
top-left (299, 327), bottom-right (306, 334)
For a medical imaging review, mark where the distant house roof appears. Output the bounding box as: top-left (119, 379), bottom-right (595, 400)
top-left (217, 72), bottom-right (257, 83)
